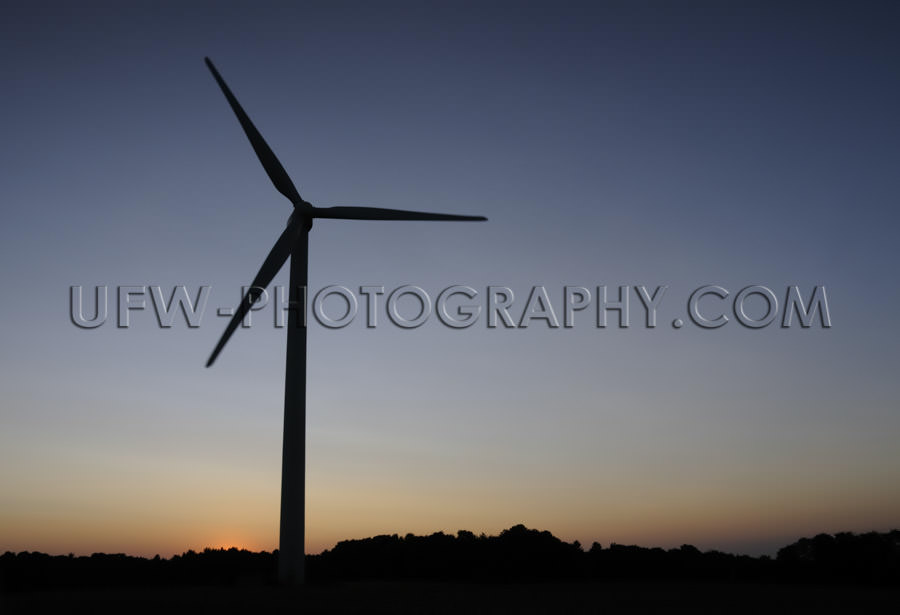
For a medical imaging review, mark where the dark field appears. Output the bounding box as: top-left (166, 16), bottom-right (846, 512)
top-left (3, 581), bottom-right (897, 614)
top-left (4, 527), bottom-right (898, 612)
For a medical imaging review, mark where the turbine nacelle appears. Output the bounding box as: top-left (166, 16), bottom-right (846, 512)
top-left (287, 210), bottom-right (313, 231)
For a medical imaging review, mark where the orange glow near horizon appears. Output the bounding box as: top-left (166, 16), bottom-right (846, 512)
top-left (3, 396), bottom-right (899, 559)
top-left (4, 474), bottom-right (898, 558)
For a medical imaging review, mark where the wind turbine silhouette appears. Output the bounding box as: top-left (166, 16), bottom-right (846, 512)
top-left (202, 57), bottom-right (486, 585)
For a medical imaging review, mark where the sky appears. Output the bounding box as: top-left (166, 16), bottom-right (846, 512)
top-left (1, 1), bottom-right (898, 558)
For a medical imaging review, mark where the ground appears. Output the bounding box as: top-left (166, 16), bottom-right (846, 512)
top-left (3, 581), bottom-right (897, 614)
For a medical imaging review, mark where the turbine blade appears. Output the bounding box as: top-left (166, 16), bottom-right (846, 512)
top-left (312, 206), bottom-right (487, 222)
top-left (206, 220), bottom-right (301, 367)
top-left (204, 57), bottom-right (306, 208)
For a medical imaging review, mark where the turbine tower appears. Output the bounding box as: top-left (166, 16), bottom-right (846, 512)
top-left (203, 58), bottom-right (486, 585)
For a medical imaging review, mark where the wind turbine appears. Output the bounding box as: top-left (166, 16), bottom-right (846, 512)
top-left (202, 57), bottom-right (486, 585)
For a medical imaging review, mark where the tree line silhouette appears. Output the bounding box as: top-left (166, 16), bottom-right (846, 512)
top-left (2, 525), bottom-right (898, 591)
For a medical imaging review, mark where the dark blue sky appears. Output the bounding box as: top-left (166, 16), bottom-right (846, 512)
top-left (1, 1), bottom-right (898, 556)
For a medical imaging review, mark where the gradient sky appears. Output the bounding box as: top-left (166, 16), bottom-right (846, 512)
top-left (2, 1), bottom-right (898, 558)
